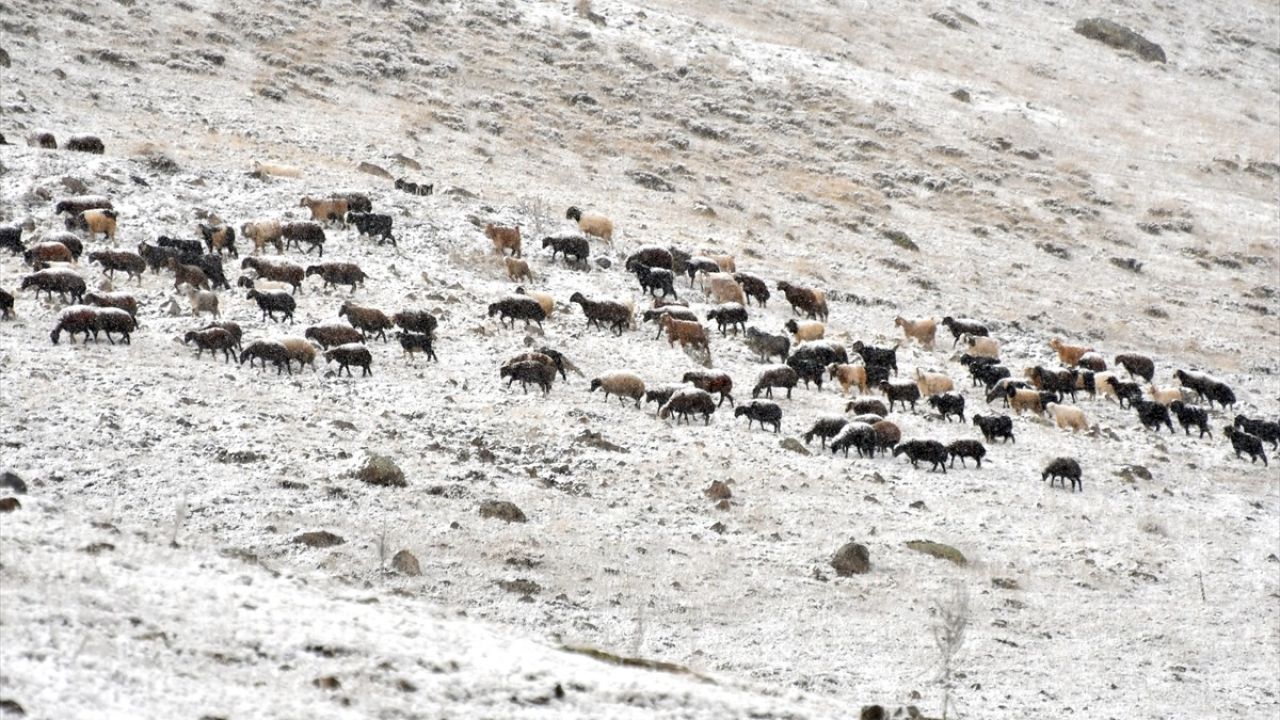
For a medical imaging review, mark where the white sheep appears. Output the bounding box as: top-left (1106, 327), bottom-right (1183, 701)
top-left (964, 334), bottom-right (999, 359)
top-left (785, 319), bottom-right (825, 343)
top-left (504, 256), bottom-right (533, 282)
top-left (181, 283), bottom-right (219, 318)
top-left (516, 288), bottom-right (554, 318)
top-left (278, 336), bottom-right (319, 372)
top-left (566, 206), bottom-right (613, 243)
top-left (1044, 402), bottom-right (1088, 432)
top-left (894, 316), bottom-right (937, 349)
top-left (914, 369), bottom-right (954, 396)
top-left (705, 272), bottom-right (745, 305)
top-left (1148, 383), bottom-right (1182, 406)
top-left (589, 371), bottom-right (646, 408)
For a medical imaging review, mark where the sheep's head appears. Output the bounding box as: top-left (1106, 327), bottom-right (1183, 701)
top-left (565, 206), bottom-right (581, 222)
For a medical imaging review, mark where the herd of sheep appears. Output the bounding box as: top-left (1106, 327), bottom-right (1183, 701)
top-left (2, 132), bottom-right (1277, 490)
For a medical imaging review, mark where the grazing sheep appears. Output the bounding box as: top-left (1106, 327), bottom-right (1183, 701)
top-left (181, 284), bottom-right (220, 318)
top-left (29, 131), bottom-right (58, 149)
top-left (240, 220), bottom-right (284, 255)
top-left (138, 242), bottom-right (183, 273)
top-left (336, 193), bottom-right (372, 213)
top-left (0, 289), bottom-right (14, 320)
top-left (346, 212), bottom-right (396, 246)
top-left (66, 134), bottom-right (104, 153)
top-left (732, 272), bottom-right (769, 306)
top-left (1007, 387), bottom-right (1045, 415)
top-left (241, 257), bottom-right (304, 293)
top-left (644, 383), bottom-right (689, 410)
top-left (1026, 365), bottom-right (1079, 402)
top-left (1049, 338), bottom-right (1093, 367)
top-left (803, 416), bottom-right (849, 447)
top-left (246, 289), bottom-right (295, 323)
top-left (199, 321), bottom-right (243, 351)
top-left (1222, 426), bottom-right (1268, 465)
top-left (947, 440), bottom-right (986, 468)
top-left (282, 222), bottom-right (327, 255)
top-left (784, 318), bottom-right (825, 343)
top-left (20, 269), bottom-right (86, 304)
top-left (1044, 403), bottom-right (1088, 432)
top-left (786, 355), bottom-right (825, 391)
top-left (184, 327), bottom-right (237, 362)
top-left (871, 420), bottom-right (901, 456)
top-left (485, 223), bottom-right (522, 258)
top-left (199, 224), bottom-right (238, 257)
top-left (49, 306), bottom-right (97, 344)
top-left (706, 303), bottom-right (747, 335)
top-left (634, 265), bottom-right (678, 299)
top-left (776, 281), bottom-right (828, 321)
top-left (565, 206), bottom-right (613, 243)
top-left (84, 291), bottom-right (138, 318)
top-left (86, 307), bottom-right (134, 344)
top-left (706, 273), bottom-right (747, 306)
top-left (851, 341), bottom-right (898, 376)
top-left (735, 400), bottom-right (781, 432)
top-left (893, 440), bottom-right (948, 472)
top-left (167, 258), bottom-right (211, 292)
top-left (23, 242), bottom-right (74, 267)
top-left (1131, 399), bottom-right (1175, 432)
top-left (845, 398), bottom-right (889, 417)
top-left (339, 301), bottom-right (393, 340)
top-left (940, 316), bottom-right (988, 347)
top-left (504, 353), bottom-right (559, 386)
top-left (661, 315), bottom-right (710, 352)
top-left (827, 363), bottom-right (869, 396)
top-left (306, 262), bottom-right (367, 292)
top-left (299, 196), bottom-right (349, 226)
top-left (973, 414), bottom-right (1015, 443)
top-left (915, 369), bottom-right (955, 397)
top-left (744, 327), bottom-right (790, 363)
top-left (894, 316), bottom-right (937, 349)
top-left (54, 196), bottom-right (113, 217)
top-left (42, 232), bottom-right (84, 260)
top-left (489, 295), bottom-right (546, 329)
top-left (1115, 353), bottom-right (1156, 382)
top-left (1148, 384), bottom-right (1182, 406)
top-left (1078, 352), bottom-right (1107, 372)
top-left (880, 380), bottom-right (921, 412)
top-left (1234, 415), bottom-right (1280, 449)
top-left (88, 250), bottom-right (145, 284)
top-left (513, 288), bottom-right (554, 319)
top-left (659, 388), bottom-right (717, 425)
top-left (570, 292), bottom-right (631, 336)
top-left (1203, 380), bottom-right (1237, 410)
top-left (392, 309), bottom-right (438, 337)
top-left (682, 370), bottom-right (734, 407)
top-left (1169, 401), bottom-right (1211, 438)
top-left (0, 226), bottom-right (22, 254)
top-left (71, 209), bottom-right (118, 243)
top-left (279, 336), bottom-right (319, 372)
top-left (1042, 457), bottom-right (1083, 491)
top-left (625, 247), bottom-right (674, 274)
top-left (753, 365), bottom-right (799, 400)
top-left (831, 422), bottom-right (877, 458)
top-left (1104, 376), bottom-right (1143, 408)
top-left (541, 234), bottom-right (590, 265)
top-left (395, 178), bottom-right (433, 196)
top-left (927, 392), bottom-right (966, 422)
top-left (304, 323), bottom-right (364, 349)
top-left (590, 372), bottom-right (646, 407)
top-left (501, 360), bottom-right (555, 394)
top-left (643, 305), bottom-right (698, 339)
top-left (964, 334), bottom-right (1000, 360)
top-left (324, 343), bottom-right (373, 377)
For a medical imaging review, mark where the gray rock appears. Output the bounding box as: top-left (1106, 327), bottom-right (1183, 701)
top-left (904, 540), bottom-right (967, 566)
top-left (0, 471), bottom-right (27, 494)
top-left (358, 161), bottom-right (392, 179)
top-left (831, 541), bottom-right (871, 576)
top-left (0, 498), bottom-right (20, 513)
top-left (780, 437), bottom-right (810, 455)
top-left (0, 47), bottom-right (9, 69)
top-left (950, 88), bottom-right (971, 103)
top-left (293, 531), bottom-right (346, 548)
top-left (627, 170), bottom-right (675, 192)
top-left (1074, 18), bottom-right (1167, 63)
top-left (60, 176), bottom-right (88, 194)
top-left (358, 453), bottom-right (406, 487)
top-left (595, 257), bottom-right (611, 269)
top-left (479, 500), bottom-right (527, 523)
top-left (391, 550), bottom-right (422, 576)
top-left (704, 480), bottom-right (732, 500)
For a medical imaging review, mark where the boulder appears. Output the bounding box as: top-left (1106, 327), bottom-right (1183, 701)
top-left (831, 541), bottom-right (871, 576)
top-left (1074, 18), bottom-right (1166, 63)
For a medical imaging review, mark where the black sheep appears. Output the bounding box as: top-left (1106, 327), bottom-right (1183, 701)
top-left (803, 417), bottom-right (849, 447)
top-left (1222, 427), bottom-right (1267, 466)
top-left (1105, 376), bottom-right (1143, 408)
top-left (489, 296), bottom-right (546, 329)
top-left (0, 288), bottom-right (13, 320)
top-left (345, 212), bottom-right (395, 245)
top-left (879, 381), bottom-right (920, 412)
top-left (831, 423), bottom-right (876, 458)
top-left (396, 331), bottom-right (437, 362)
top-left (246, 289), bottom-right (296, 323)
top-left (240, 341), bottom-right (292, 375)
top-left (282, 222), bottom-right (327, 255)
top-left (541, 234), bottom-right (590, 265)
top-left (927, 392), bottom-right (966, 422)
top-left (1234, 415), bottom-right (1280, 449)
top-left (734, 400), bottom-right (781, 433)
top-left (1173, 370), bottom-right (1215, 403)
top-left (644, 384), bottom-right (686, 409)
top-left (393, 309), bottom-right (438, 338)
top-left (786, 355), bottom-right (825, 390)
top-left (568, 292), bottom-right (629, 336)
top-left (634, 265), bottom-right (678, 298)
top-left (500, 361), bottom-right (553, 394)
top-left (1042, 457), bottom-right (1082, 491)
top-left (1203, 381), bottom-right (1236, 410)
top-left (733, 272), bottom-right (769, 306)
top-left (845, 398), bottom-right (888, 417)
top-left (685, 257), bottom-right (721, 285)
top-left (1169, 401), bottom-right (1211, 438)
top-left (1133, 400), bottom-right (1175, 433)
top-left (1115, 353), bottom-right (1155, 382)
top-left (946, 440), bottom-right (986, 468)
top-left (706, 303), bottom-right (748, 335)
top-left (972, 414), bottom-right (1015, 443)
top-left (753, 365), bottom-right (799, 400)
top-left (66, 135), bottom-right (104, 153)
top-left (624, 246), bottom-right (673, 272)
top-left (0, 226), bottom-right (23, 254)
top-left (941, 316), bottom-right (988, 347)
top-left (893, 440), bottom-right (948, 472)
top-left (395, 178), bottom-right (433, 196)
top-left (325, 343), bottom-right (373, 378)
top-left (851, 341), bottom-right (898, 376)
top-left (157, 235), bottom-right (204, 259)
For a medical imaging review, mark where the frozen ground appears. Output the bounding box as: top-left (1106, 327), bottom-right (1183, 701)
top-left (1, 0), bottom-right (1278, 717)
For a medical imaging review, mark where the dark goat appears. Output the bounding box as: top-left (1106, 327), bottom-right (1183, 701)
top-left (346, 212), bottom-right (395, 246)
top-left (744, 327), bottom-right (789, 363)
top-left (1234, 415), bottom-right (1280, 449)
top-left (1027, 366), bottom-right (1079, 402)
top-left (541, 234), bottom-right (590, 265)
top-left (879, 381), bottom-right (920, 412)
top-left (1115, 353), bottom-right (1155, 382)
top-left (776, 281), bottom-right (828, 321)
top-left (1222, 427), bottom-right (1267, 466)
top-left (624, 246), bottom-right (673, 272)
top-left (927, 392), bottom-right (966, 422)
top-left (1133, 400), bottom-right (1174, 432)
top-left (282, 222), bottom-right (327, 255)
top-left (940, 316), bottom-right (988, 347)
top-left (1105, 376), bottom-right (1143, 408)
top-left (569, 292), bottom-right (630, 335)
top-left (396, 331), bottom-right (437, 362)
top-left (893, 440), bottom-right (948, 472)
top-left (634, 265), bottom-right (677, 298)
top-left (246, 289), bottom-right (296, 323)
top-left (851, 341), bottom-right (898, 376)
top-left (733, 272), bottom-right (769, 307)
top-left (803, 416), bottom-right (848, 447)
top-left (706, 303), bottom-right (747, 335)
top-left (946, 440), bottom-right (986, 468)
top-left (1169, 401), bottom-right (1211, 438)
top-left (395, 178), bottom-right (433, 196)
top-left (734, 400), bottom-right (781, 432)
top-left (972, 414), bottom-right (1015, 443)
top-left (488, 295), bottom-right (546, 329)
top-left (831, 423), bottom-right (876, 458)
top-left (1042, 457), bottom-right (1082, 491)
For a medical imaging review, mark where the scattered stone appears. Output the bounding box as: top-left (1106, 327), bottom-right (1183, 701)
top-left (881, 228), bottom-right (919, 252)
top-left (574, 429), bottom-right (628, 453)
top-left (950, 88), bottom-right (971, 103)
top-left (704, 481), bottom-right (732, 500)
top-left (357, 453), bottom-right (407, 488)
top-left (709, 521), bottom-right (726, 534)
top-left (390, 153), bottom-right (421, 170)
top-left (904, 540), bottom-right (968, 566)
top-left (497, 578), bottom-right (542, 595)
top-left (0, 498), bottom-right (19, 513)
top-left (214, 448), bottom-right (266, 464)
top-left (626, 170), bottom-right (675, 192)
top-left (441, 186), bottom-right (477, 199)
top-left (0, 472), bottom-right (26, 494)
top-left (780, 437), bottom-right (810, 455)
top-left (358, 161), bottom-right (392, 179)
top-left (0, 699), bottom-right (24, 716)
top-left (714, 499), bottom-right (731, 511)
top-left (992, 577), bottom-right (1020, 590)
top-left (313, 675), bottom-right (342, 690)
top-left (831, 541), bottom-right (871, 576)
top-left (1110, 257), bottom-right (1143, 273)
top-left (391, 550), bottom-right (422, 576)
top-left (908, 500), bottom-right (928, 511)
top-left (479, 500), bottom-right (527, 523)
top-left (396, 678), bottom-right (418, 692)
top-left (61, 176), bottom-right (88, 194)
top-left (0, 48), bottom-right (9, 69)
top-left (293, 531), bottom-right (346, 548)
top-left (81, 542), bottom-right (115, 555)
top-left (595, 257), bottom-right (612, 269)
top-left (1074, 18), bottom-right (1167, 63)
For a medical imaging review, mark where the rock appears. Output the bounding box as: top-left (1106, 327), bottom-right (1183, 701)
top-left (441, 186), bottom-right (477, 199)
top-left (595, 257), bottom-right (611, 269)
top-left (60, 176), bottom-right (88, 194)
top-left (860, 706), bottom-right (886, 720)
top-left (497, 578), bottom-right (542, 595)
top-left (0, 48), bottom-right (10, 69)
top-left (905, 540), bottom-right (968, 566)
top-left (692, 201), bottom-right (716, 217)
top-left (0, 498), bottom-right (19, 513)
top-left (704, 480), bottom-right (732, 500)
top-left (831, 541), bottom-right (871, 576)
top-left (358, 161), bottom-right (392, 179)
top-left (81, 542), bottom-right (114, 554)
top-left (1074, 18), bottom-right (1167, 63)
top-left (390, 153), bottom-right (421, 170)
top-left (313, 676), bottom-right (341, 690)
top-left (358, 453), bottom-right (406, 487)
top-left (293, 531), bottom-right (346, 548)
top-left (391, 550), bottom-right (422, 576)
top-left (950, 88), bottom-right (971, 103)
top-left (780, 437), bottom-right (810, 456)
top-left (992, 577), bottom-right (1020, 590)
top-left (709, 521), bottom-right (726, 534)
top-left (715, 499), bottom-right (731, 511)
top-left (881, 228), bottom-right (919, 251)
top-left (626, 170), bottom-right (675, 192)
top-left (574, 429), bottom-right (628, 453)
top-left (0, 699), bottom-right (24, 716)
top-left (479, 500), bottom-right (527, 523)
top-left (0, 471), bottom-right (26, 494)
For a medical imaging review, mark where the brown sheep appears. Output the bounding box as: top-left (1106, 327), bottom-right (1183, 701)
top-left (299, 196), bottom-right (348, 226)
top-left (84, 291), bottom-right (138, 318)
top-left (894, 316), bottom-right (936, 349)
top-left (505, 256), bottom-right (533, 282)
top-left (827, 363), bottom-right (869, 396)
top-left (23, 242), bottom-right (74, 267)
top-left (776, 281), bottom-right (828, 322)
top-left (485, 224), bottom-right (522, 257)
top-left (74, 209), bottom-right (118, 243)
top-left (1049, 338), bottom-right (1093, 367)
top-left (88, 250), bottom-right (146, 284)
top-left (661, 315), bottom-right (710, 352)
top-left (338, 301), bottom-right (393, 341)
top-left (167, 257), bottom-right (211, 291)
top-left (240, 220), bottom-right (284, 255)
